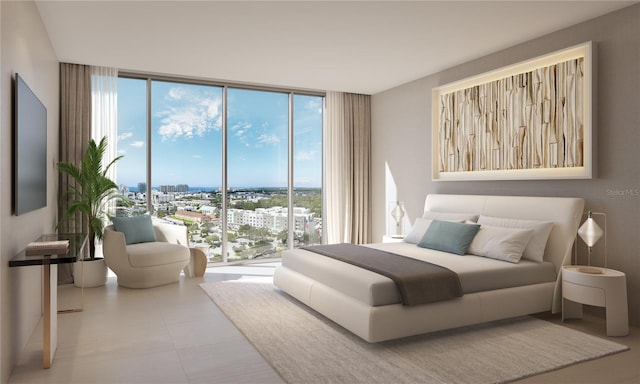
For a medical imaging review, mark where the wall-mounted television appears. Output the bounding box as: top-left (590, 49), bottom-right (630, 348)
top-left (13, 73), bottom-right (47, 215)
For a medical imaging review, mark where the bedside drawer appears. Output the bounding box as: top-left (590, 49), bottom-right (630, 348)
top-left (563, 281), bottom-right (606, 307)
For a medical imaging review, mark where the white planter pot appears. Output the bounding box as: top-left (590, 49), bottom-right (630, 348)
top-left (73, 258), bottom-right (108, 288)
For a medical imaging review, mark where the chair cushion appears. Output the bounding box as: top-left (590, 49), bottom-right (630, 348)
top-left (111, 215), bottom-right (157, 245)
top-left (126, 241), bottom-right (190, 267)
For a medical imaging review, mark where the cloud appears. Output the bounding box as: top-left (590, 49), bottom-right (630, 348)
top-left (118, 132), bottom-right (133, 141)
top-left (192, 154), bottom-right (202, 159)
top-left (156, 89), bottom-right (222, 141)
top-left (167, 87), bottom-right (188, 100)
top-left (130, 141), bottom-right (144, 148)
top-left (231, 121), bottom-right (252, 134)
top-left (257, 134), bottom-right (280, 145)
top-left (295, 150), bottom-right (318, 161)
top-left (230, 122), bottom-right (253, 147)
top-left (305, 99), bottom-right (323, 114)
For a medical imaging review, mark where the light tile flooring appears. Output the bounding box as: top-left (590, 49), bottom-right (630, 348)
top-left (8, 263), bottom-right (639, 384)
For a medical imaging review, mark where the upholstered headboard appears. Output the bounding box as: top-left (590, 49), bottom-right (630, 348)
top-left (423, 194), bottom-right (584, 312)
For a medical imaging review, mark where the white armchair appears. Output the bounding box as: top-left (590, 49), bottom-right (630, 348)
top-left (103, 222), bottom-right (191, 288)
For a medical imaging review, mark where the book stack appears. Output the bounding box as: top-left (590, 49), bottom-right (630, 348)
top-left (25, 239), bottom-right (70, 256)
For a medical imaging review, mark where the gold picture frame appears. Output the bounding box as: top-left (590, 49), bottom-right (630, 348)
top-left (432, 41), bottom-right (593, 181)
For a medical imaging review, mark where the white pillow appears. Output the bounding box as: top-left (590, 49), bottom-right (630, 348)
top-left (476, 215), bottom-right (554, 262)
top-left (404, 218), bottom-right (433, 244)
top-left (468, 225), bottom-right (535, 263)
top-left (422, 211), bottom-right (479, 222)
top-left (404, 218), bottom-right (466, 244)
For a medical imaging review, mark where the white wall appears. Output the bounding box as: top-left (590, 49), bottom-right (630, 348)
top-left (0, 1), bottom-right (59, 382)
top-left (371, 4), bottom-right (640, 326)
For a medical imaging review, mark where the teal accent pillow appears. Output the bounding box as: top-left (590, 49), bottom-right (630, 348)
top-left (418, 220), bottom-right (480, 255)
top-left (111, 215), bottom-right (157, 245)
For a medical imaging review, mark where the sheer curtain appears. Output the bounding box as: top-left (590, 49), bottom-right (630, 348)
top-left (325, 91), bottom-right (371, 244)
top-left (90, 66), bottom-right (118, 184)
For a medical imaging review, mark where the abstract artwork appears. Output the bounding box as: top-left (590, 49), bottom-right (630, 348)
top-left (432, 42), bottom-right (593, 180)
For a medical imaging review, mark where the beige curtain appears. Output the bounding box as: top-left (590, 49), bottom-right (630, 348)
top-left (59, 63), bottom-right (91, 281)
top-left (325, 92), bottom-right (371, 244)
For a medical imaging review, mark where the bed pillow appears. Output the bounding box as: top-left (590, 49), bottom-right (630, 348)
top-left (404, 218), bottom-right (433, 244)
top-left (111, 214), bottom-right (157, 245)
top-left (404, 218), bottom-right (465, 244)
top-left (422, 211), bottom-right (479, 222)
top-left (418, 220), bottom-right (480, 255)
top-left (468, 225), bottom-right (535, 263)
top-left (476, 215), bottom-right (554, 263)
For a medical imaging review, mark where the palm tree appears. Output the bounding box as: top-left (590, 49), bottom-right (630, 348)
top-left (58, 137), bottom-right (129, 259)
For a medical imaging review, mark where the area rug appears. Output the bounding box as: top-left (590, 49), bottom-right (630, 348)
top-left (200, 280), bottom-right (628, 384)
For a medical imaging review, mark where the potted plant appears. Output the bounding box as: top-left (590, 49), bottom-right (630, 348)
top-left (58, 137), bottom-right (129, 287)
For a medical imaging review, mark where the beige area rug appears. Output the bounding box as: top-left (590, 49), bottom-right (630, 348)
top-left (201, 280), bottom-right (628, 384)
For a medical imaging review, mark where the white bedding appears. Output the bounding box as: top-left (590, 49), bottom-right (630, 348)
top-left (282, 242), bottom-right (556, 307)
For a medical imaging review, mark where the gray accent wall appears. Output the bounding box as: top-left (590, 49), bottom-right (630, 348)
top-left (371, 4), bottom-right (639, 326)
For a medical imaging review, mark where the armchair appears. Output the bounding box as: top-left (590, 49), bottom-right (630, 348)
top-left (103, 222), bottom-right (191, 288)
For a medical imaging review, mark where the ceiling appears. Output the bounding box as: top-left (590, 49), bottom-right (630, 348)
top-left (35, 1), bottom-right (636, 94)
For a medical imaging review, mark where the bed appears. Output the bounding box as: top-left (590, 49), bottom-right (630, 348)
top-left (273, 194), bottom-right (584, 342)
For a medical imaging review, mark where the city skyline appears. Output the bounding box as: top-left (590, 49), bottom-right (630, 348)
top-left (116, 78), bottom-right (323, 188)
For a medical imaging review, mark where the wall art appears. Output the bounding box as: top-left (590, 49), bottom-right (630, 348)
top-left (432, 42), bottom-right (593, 180)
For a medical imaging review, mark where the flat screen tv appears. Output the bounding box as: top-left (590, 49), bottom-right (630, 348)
top-left (13, 73), bottom-right (47, 215)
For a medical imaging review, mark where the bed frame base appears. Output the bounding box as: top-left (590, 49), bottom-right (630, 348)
top-left (275, 265), bottom-right (554, 342)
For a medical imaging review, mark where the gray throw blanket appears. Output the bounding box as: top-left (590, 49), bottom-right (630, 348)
top-left (301, 243), bottom-right (463, 306)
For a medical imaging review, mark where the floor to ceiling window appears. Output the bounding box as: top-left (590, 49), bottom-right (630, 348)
top-left (227, 88), bottom-right (289, 260)
top-left (116, 75), bottom-right (323, 263)
top-left (116, 77), bottom-right (148, 212)
top-left (293, 94), bottom-right (323, 247)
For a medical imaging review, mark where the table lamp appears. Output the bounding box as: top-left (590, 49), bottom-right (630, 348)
top-left (390, 201), bottom-right (405, 237)
top-left (576, 211), bottom-right (606, 274)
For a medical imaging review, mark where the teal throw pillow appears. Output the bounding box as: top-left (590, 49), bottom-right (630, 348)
top-left (418, 220), bottom-right (480, 255)
top-left (111, 215), bottom-right (157, 245)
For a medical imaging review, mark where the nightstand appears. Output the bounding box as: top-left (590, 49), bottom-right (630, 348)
top-left (382, 235), bottom-right (404, 243)
top-left (562, 265), bottom-right (629, 336)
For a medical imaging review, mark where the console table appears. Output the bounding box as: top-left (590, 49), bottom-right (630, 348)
top-left (9, 233), bottom-right (87, 368)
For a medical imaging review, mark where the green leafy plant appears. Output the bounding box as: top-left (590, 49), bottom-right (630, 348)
top-left (58, 137), bottom-right (129, 259)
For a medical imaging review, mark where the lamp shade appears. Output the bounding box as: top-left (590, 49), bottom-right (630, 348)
top-left (391, 201), bottom-right (405, 224)
top-left (577, 212), bottom-right (603, 247)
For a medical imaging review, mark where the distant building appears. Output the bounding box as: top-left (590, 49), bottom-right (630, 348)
top-left (175, 210), bottom-right (206, 224)
top-left (227, 209), bottom-right (244, 228)
top-left (176, 184), bottom-right (189, 193)
top-left (224, 206), bottom-right (313, 235)
top-left (158, 184), bottom-right (189, 193)
top-left (153, 190), bottom-right (175, 203)
top-left (200, 205), bottom-right (217, 216)
top-left (137, 182), bottom-right (147, 193)
top-left (160, 185), bottom-right (176, 193)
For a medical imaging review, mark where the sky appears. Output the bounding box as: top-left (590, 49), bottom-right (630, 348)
top-left (116, 78), bottom-right (323, 189)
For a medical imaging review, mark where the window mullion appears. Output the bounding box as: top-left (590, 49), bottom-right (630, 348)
top-left (288, 93), bottom-right (294, 249)
top-left (146, 79), bottom-right (153, 213)
top-left (221, 86), bottom-right (228, 263)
